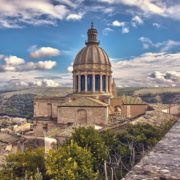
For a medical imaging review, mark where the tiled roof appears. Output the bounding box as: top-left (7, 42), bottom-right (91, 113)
top-left (58, 97), bottom-right (108, 107)
top-left (0, 133), bottom-right (18, 144)
top-left (122, 96), bottom-right (146, 105)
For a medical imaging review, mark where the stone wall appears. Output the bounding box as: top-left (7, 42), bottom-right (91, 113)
top-left (123, 104), bottom-right (147, 118)
top-left (34, 119), bottom-right (57, 136)
top-left (34, 97), bottom-right (66, 118)
top-left (124, 119), bottom-right (180, 180)
top-left (57, 106), bottom-right (108, 125)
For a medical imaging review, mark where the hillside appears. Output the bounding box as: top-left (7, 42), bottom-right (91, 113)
top-left (133, 87), bottom-right (180, 104)
top-left (0, 87), bottom-right (71, 119)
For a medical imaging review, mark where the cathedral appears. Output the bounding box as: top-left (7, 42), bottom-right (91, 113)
top-left (34, 23), bottom-right (147, 136)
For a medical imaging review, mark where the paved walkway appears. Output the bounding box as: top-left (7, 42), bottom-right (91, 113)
top-left (124, 119), bottom-right (180, 180)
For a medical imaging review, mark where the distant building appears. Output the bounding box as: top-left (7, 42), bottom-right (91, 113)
top-left (34, 23), bottom-right (147, 136)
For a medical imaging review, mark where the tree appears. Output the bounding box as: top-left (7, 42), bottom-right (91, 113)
top-left (0, 147), bottom-right (46, 179)
top-left (67, 127), bottom-right (108, 171)
top-left (46, 141), bottom-right (98, 180)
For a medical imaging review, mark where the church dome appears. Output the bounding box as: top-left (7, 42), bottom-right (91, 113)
top-left (73, 45), bottom-right (110, 66)
top-left (72, 23), bottom-right (113, 96)
top-left (73, 22), bottom-right (111, 73)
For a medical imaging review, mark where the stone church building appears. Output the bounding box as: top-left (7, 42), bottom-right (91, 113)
top-left (34, 23), bottom-right (147, 136)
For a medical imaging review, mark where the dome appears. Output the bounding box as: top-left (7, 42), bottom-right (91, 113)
top-left (73, 45), bottom-right (111, 66)
top-left (72, 23), bottom-right (113, 96)
top-left (73, 22), bottom-right (111, 73)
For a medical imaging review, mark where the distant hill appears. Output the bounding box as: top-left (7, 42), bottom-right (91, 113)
top-left (117, 87), bottom-right (180, 104)
top-left (0, 87), bottom-right (72, 119)
top-left (133, 87), bottom-right (180, 104)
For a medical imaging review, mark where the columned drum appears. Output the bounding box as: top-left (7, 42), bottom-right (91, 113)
top-left (73, 23), bottom-right (112, 96)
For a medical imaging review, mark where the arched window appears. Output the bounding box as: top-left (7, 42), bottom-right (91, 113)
top-left (76, 75), bottom-right (78, 92)
top-left (102, 75), bottom-right (106, 92)
top-left (95, 75), bottom-right (100, 91)
top-left (87, 74), bottom-right (92, 91)
top-left (81, 75), bottom-right (85, 91)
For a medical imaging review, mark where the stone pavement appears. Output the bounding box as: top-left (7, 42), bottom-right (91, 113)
top-left (124, 119), bottom-right (180, 180)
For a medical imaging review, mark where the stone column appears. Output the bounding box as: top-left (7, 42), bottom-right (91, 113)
top-left (100, 74), bottom-right (102, 93)
top-left (92, 74), bottom-right (95, 93)
top-left (85, 74), bottom-right (87, 92)
top-left (78, 74), bottom-right (81, 93)
top-left (106, 75), bottom-right (109, 93)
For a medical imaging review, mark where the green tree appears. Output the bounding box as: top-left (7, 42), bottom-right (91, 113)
top-left (0, 147), bottom-right (46, 179)
top-left (46, 141), bottom-right (98, 180)
top-left (68, 127), bottom-right (108, 171)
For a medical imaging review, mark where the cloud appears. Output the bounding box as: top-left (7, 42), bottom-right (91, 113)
top-left (112, 20), bottom-right (129, 33)
top-left (60, 0), bottom-right (81, 8)
top-left (4, 56), bottom-right (25, 65)
top-left (24, 61), bottom-right (57, 71)
top-left (0, 55), bottom-right (57, 72)
top-left (102, 27), bottom-right (113, 35)
top-left (112, 20), bottom-right (125, 27)
top-left (29, 79), bottom-right (60, 87)
top-left (112, 52), bottom-right (180, 87)
top-left (100, 0), bottom-right (180, 20)
top-left (148, 71), bottom-right (180, 83)
top-left (1, 78), bottom-right (61, 90)
top-left (67, 65), bottom-right (73, 72)
top-left (0, 0), bottom-right (70, 28)
top-left (66, 13), bottom-right (83, 21)
top-left (152, 23), bottom-right (160, 28)
top-left (122, 27), bottom-right (129, 33)
top-left (131, 16), bottom-right (143, 27)
top-left (30, 47), bottom-right (60, 58)
top-left (139, 37), bottom-right (180, 51)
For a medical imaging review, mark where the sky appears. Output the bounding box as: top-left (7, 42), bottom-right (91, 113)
top-left (0, 0), bottom-right (180, 90)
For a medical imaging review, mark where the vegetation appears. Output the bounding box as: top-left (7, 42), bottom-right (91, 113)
top-left (0, 148), bottom-right (46, 180)
top-left (66, 127), bottom-right (108, 171)
top-left (0, 94), bottom-right (34, 118)
top-left (0, 120), bottom-right (176, 180)
top-left (46, 141), bottom-right (98, 180)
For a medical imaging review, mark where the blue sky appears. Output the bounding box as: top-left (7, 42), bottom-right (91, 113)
top-left (0, 0), bottom-right (180, 90)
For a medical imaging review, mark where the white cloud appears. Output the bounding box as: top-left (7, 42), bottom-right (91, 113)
top-left (67, 65), bottom-right (73, 72)
top-left (60, 0), bottom-right (83, 8)
top-left (112, 20), bottom-right (129, 33)
top-left (24, 61), bottom-right (57, 71)
top-left (112, 52), bottom-right (180, 87)
top-left (139, 37), bottom-right (180, 51)
top-left (0, 54), bottom-right (57, 72)
top-left (112, 20), bottom-right (125, 27)
top-left (0, 65), bottom-right (16, 72)
top-left (102, 27), bottom-right (113, 35)
top-left (139, 37), bottom-right (153, 49)
top-left (148, 71), bottom-right (180, 83)
top-left (152, 23), bottom-right (160, 28)
top-left (30, 47), bottom-right (60, 58)
top-left (100, 0), bottom-right (180, 20)
top-left (66, 13), bottom-right (83, 21)
top-left (30, 79), bottom-right (60, 87)
top-left (122, 27), bottom-right (129, 33)
top-left (0, 0), bottom-right (69, 28)
top-left (131, 16), bottom-right (143, 27)
top-left (4, 56), bottom-right (25, 65)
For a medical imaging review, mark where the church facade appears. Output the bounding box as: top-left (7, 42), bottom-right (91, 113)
top-left (34, 24), bottom-right (147, 136)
